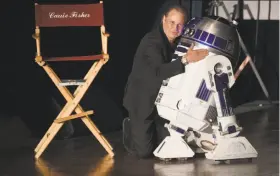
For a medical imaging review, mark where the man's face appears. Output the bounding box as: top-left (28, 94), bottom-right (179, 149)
top-left (162, 9), bottom-right (185, 42)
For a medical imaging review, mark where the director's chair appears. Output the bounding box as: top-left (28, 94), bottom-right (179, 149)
top-left (32, 1), bottom-right (114, 159)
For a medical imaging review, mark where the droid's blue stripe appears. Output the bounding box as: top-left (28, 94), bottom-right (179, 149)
top-left (183, 37), bottom-right (229, 56)
top-left (196, 80), bottom-right (211, 102)
top-left (218, 91), bottom-right (227, 116)
top-left (194, 29), bottom-right (202, 39)
top-left (191, 30), bottom-right (228, 51)
top-left (206, 34), bottom-right (215, 44)
top-left (214, 74), bottom-right (234, 116)
top-left (200, 31), bottom-right (209, 42)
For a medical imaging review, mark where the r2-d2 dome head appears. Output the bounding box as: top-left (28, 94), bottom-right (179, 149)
top-left (179, 16), bottom-right (240, 66)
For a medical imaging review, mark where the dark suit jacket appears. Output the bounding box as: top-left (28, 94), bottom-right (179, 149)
top-left (123, 26), bottom-right (185, 118)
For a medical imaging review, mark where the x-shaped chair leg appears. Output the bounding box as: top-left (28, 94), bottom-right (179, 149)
top-left (34, 59), bottom-right (114, 159)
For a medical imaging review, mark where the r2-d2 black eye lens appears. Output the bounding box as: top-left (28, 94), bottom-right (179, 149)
top-left (214, 63), bottom-right (223, 74)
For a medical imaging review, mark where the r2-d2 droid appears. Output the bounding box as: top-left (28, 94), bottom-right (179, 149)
top-left (153, 16), bottom-right (258, 161)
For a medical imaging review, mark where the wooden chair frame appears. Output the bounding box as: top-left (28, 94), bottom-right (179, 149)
top-left (32, 1), bottom-right (114, 159)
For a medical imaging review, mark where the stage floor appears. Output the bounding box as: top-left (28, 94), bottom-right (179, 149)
top-left (0, 104), bottom-right (279, 176)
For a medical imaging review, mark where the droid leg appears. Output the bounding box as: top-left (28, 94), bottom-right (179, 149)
top-left (203, 55), bottom-right (258, 161)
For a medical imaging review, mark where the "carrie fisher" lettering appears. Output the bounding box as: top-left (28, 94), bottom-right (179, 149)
top-left (49, 12), bottom-right (90, 18)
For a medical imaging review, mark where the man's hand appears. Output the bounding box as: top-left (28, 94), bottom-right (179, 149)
top-left (182, 43), bottom-right (209, 64)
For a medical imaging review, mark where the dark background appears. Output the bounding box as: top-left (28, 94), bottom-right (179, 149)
top-left (2, 0), bottom-right (279, 139)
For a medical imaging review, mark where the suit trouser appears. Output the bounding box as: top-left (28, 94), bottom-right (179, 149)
top-left (129, 107), bottom-right (169, 158)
